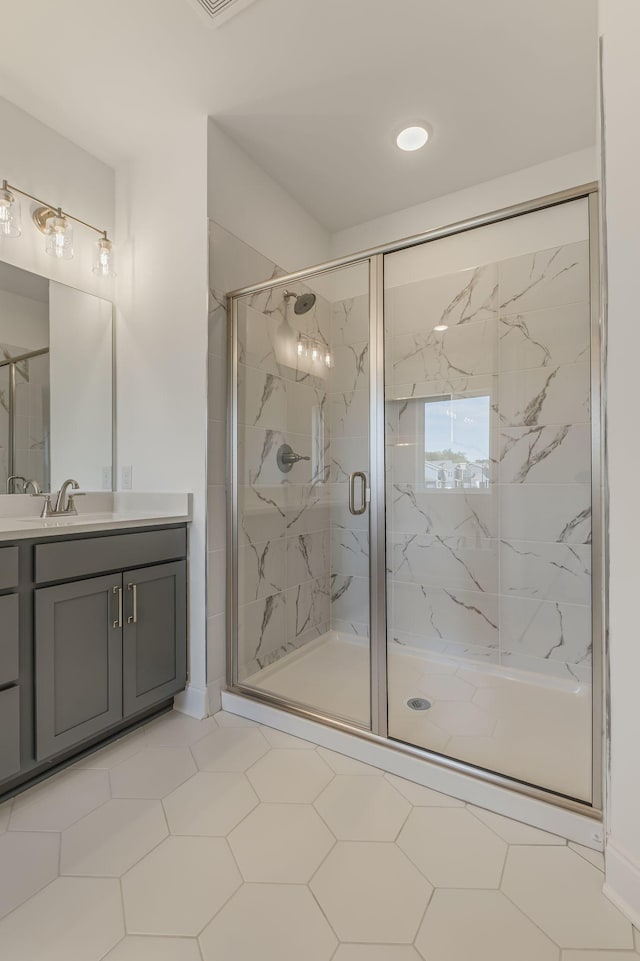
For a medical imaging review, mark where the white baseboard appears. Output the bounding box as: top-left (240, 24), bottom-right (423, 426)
top-left (221, 690), bottom-right (603, 850)
top-left (604, 839), bottom-right (640, 929)
top-left (174, 683), bottom-right (209, 719)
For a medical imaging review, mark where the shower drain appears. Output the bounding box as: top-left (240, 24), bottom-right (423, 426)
top-left (407, 697), bottom-right (432, 711)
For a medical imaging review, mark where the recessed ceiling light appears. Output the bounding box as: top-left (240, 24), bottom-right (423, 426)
top-left (396, 124), bottom-right (430, 152)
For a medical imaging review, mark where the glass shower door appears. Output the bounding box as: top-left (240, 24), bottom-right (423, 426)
top-left (384, 198), bottom-right (594, 802)
top-left (232, 260), bottom-right (373, 728)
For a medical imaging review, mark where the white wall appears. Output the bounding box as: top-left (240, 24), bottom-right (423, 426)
top-left (49, 282), bottom-right (112, 492)
top-left (599, 0), bottom-right (640, 929)
top-left (116, 115), bottom-right (209, 718)
top-left (331, 148), bottom-right (597, 258)
top-left (0, 97), bottom-right (115, 301)
top-left (0, 287), bottom-right (48, 351)
top-left (208, 119), bottom-right (330, 273)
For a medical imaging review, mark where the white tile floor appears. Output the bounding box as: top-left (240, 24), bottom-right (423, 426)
top-left (248, 632), bottom-right (592, 800)
top-left (0, 708), bottom-right (634, 961)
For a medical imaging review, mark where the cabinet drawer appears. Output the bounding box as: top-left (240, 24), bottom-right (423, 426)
top-left (0, 546), bottom-right (19, 590)
top-left (0, 594), bottom-right (19, 685)
top-left (35, 528), bottom-right (187, 584)
top-left (0, 687), bottom-right (20, 782)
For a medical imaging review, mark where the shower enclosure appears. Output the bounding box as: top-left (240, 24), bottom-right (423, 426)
top-left (0, 347), bottom-right (50, 492)
top-left (227, 184), bottom-right (602, 812)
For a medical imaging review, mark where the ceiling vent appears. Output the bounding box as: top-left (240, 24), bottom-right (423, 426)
top-left (190, 0), bottom-right (260, 27)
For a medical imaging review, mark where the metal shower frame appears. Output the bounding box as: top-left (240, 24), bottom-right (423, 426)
top-left (226, 181), bottom-right (604, 818)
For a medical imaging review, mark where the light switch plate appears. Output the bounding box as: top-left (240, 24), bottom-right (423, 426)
top-left (121, 465), bottom-right (133, 490)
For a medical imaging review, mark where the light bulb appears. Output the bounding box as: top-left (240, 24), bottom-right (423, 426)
top-left (297, 341), bottom-right (303, 355)
top-left (312, 348), bottom-right (318, 361)
top-left (0, 184), bottom-right (21, 238)
top-left (325, 353), bottom-right (331, 367)
top-left (93, 236), bottom-right (115, 277)
top-left (44, 213), bottom-right (73, 260)
top-left (434, 324), bottom-right (448, 332)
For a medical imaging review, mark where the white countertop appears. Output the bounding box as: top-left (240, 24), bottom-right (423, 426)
top-left (0, 492), bottom-right (192, 541)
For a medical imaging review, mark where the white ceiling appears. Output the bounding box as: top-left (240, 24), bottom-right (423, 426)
top-left (0, 0), bottom-right (597, 232)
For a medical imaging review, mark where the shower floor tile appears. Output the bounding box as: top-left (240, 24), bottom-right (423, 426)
top-left (0, 708), bottom-right (634, 960)
top-left (246, 631), bottom-right (592, 801)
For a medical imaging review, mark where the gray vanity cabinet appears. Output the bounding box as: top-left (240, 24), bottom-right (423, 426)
top-left (122, 561), bottom-right (187, 716)
top-left (35, 574), bottom-right (124, 760)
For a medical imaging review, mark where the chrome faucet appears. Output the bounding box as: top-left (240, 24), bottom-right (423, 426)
top-left (32, 478), bottom-right (83, 518)
top-left (54, 478), bottom-right (81, 514)
top-left (6, 475), bottom-right (26, 493)
top-left (24, 479), bottom-right (41, 495)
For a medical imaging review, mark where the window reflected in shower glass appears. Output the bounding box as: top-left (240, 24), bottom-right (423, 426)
top-left (424, 394), bottom-right (490, 489)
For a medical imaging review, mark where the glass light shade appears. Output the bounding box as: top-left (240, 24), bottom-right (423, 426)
top-left (93, 236), bottom-right (115, 277)
top-left (396, 125), bottom-right (430, 151)
top-left (44, 214), bottom-right (73, 260)
top-left (0, 187), bottom-right (21, 238)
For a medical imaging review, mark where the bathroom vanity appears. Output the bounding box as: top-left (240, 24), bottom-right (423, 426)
top-left (0, 493), bottom-right (191, 799)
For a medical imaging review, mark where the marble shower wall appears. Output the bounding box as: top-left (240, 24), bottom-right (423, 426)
top-left (385, 239), bottom-right (592, 683)
top-left (208, 220), bottom-right (334, 688)
top-left (329, 292), bottom-right (371, 637)
top-left (0, 343), bottom-right (49, 492)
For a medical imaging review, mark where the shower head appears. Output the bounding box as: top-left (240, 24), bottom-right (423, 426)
top-left (283, 289), bottom-right (316, 315)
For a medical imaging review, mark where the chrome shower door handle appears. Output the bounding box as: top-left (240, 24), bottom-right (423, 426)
top-left (348, 471), bottom-right (367, 515)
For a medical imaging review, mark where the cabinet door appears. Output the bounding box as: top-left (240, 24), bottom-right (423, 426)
top-left (35, 574), bottom-right (123, 760)
top-left (123, 561), bottom-right (187, 716)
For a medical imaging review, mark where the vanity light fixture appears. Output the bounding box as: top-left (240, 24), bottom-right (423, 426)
top-left (296, 334), bottom-right (332, 368)
top-left (0, 179), bottom-right (115, 277)
top-left (434, 324), bottom-right (448, 332)
top-left (396, 124), bottom-right (430, 152)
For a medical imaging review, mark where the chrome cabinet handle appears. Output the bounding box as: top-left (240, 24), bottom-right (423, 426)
top-left (113, 585), bottom-right (123, 629)
top-left (348, 471), bottom-right (367, 515)
top-left (127, 583), bottom-right (137, 625)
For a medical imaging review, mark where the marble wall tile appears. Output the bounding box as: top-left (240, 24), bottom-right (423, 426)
top-left (497, 424), bottom-right (590, 485)
top-left (497, 362), bottom-right (589, 428)
top-left (498, 301), bottom-right (589, 372)
top-left (500, 540), bottom-right (591, 605)
top-left (239, 537), bottom-right (286, 604)
top-left (329, 389), bottom-right (369, 439)
top-left (237, 364), bottom-right (287, 430)
top-left (285, 577), bottom-right (330, 644)
top-left (208, 287), bottom-right (227, 358)
top-left (498, 241), bottom-right (589, 314)
top-left (391, 582), bottom-right (499, 649)
top-left (286, 530), bottom-right (331, 588)
top-left (285, 379), bottom-right (327, 436)
top-left (331, 293), bottom-right (369, 346)
top-left (390, 533), bottom-right (498, 594)
top-left (239, 484), bottom-right (287, 546)
top-left (331, 529), bottom-right (369, 579)
top-left (390, 319), bottom-right (497, 386)
top-left (499, 595), bottom-right (591, 672)
top-left (329, 488), bottom-right (370, 534)
top-left (385, 263), bottom-right (498, 337)
top-left (284, 483), bottom-right (331, 536)
top-left (330, 573), bottom-right (370, 627)
top-left (500, 484), bottom-right (591, 544)
top-left (330, 341), bottom-right (370, 394)
top-left (390, 485), bottom-right (498, 538)
top-left (330, 436), bottom-right (369, 484)
top-left (332, 618), bottom-right (369, 638)
top-left (237, 591), bottom-right (287, 679)
top-left (500, 650), bottom-right (591, 683)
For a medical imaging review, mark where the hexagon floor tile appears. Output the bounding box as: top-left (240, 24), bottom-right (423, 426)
top-left (110, 747), bottom-right (197, 799)
top-left (316, 747), bottom-right (381, 775)
top-left (247, 748), bottom-right (334, 802)
top-left (0, 831), bottom-right (60, 919)
top-left (141, 712), bottom-right (219, 747)
top-left (122, 836), bottom-right (241, 936)
top-left (102, 935), bottom-right (202, 961)
top-left (502, 846), bottom-right (634, 950)
top-left (315, 775), bottom-right (410, 840)
top-left (163, 771), bottom-right (258, 836)
top-left (0, 876), bottom-right (124, 961)
top-left (384, 773), bottom-right (465, 807)
top-left (9, 769), bottom-right (110, 832)
top-left (199, 883), bottom-right (337, 961)
top-left (260, 726), bottom-right (316, 749)
top-left (228, 803), bottom-right (334, 882)
top-left (334, 948), bottom-right (423, 961)
top-left (60, 798), bottom-right (168, 876)
top-left (397, 807), bottom-right (507, 888)
top-left (310, 842), bottom-right (432, 943)
top-left (468, 805), bottom-right (565, 845)
top-left (190, 726), bottom-right (270, 772)
top-left (416, 889), bottom-right (558, 961)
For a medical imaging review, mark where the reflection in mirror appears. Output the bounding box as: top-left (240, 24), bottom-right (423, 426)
top-left (0, 261), bottom-right (113, 494)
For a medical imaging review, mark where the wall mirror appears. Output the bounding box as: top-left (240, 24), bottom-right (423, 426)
top-left (0, 260), bottom-right (113, 494)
